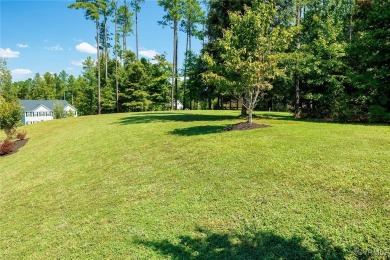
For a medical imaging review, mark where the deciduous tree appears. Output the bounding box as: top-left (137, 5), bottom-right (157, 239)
top-left (0, 96), bottom-right (21, 140)
top-left (204, 1), bottom-right (291, 123)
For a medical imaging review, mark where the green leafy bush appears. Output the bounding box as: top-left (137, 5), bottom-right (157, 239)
top-left (368, 105), bottom-right (390, 123)
top-left (67, 110), bottom-right (75, 117)
top-left (0, 97), bottom-right (22, 140)
top-left (53, 102), bottom-right (66, 119)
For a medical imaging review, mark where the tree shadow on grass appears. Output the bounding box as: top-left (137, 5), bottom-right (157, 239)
top-left (135, 227), bottom-right (347, 260)
top-left (254, 112), bottom-right (389, 126)
top-left (118, 112), bottom-right (239, 125)
top-left (169, 125), bottom-right (228, 136)
top-left (117, 111), bottom-right (387, 127)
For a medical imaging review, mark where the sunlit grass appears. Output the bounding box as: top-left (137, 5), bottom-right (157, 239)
top-left (1, 110), bottom-right (389, 259)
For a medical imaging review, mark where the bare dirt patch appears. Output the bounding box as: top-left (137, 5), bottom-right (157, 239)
top-left (225, 122), bottom-right (271, 131)
top-left (13, 139), bottom-right (29, 153)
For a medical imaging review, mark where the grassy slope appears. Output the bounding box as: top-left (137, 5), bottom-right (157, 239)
top-left (0, 110), bottom-right (389, 259)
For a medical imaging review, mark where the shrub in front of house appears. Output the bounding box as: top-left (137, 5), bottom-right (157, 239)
top-left (0, 140), bottom-right (14, 155)
top-left (67, 110), bottom-right (75, 117)
top-left (53, 102), bottom-right (66, 119)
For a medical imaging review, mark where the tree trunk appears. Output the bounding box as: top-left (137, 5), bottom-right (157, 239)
top-left (104, 17), bottom-right (108, 83)
top-left (115, 2), bottom-right (119, 113)
top-left (96, 19), bottom-right (101, 114)
top-left (268, 96), bottom-right (273, 111)
top-left (171, 18), bottom-right (178, 111)
top-left (174, 25), bottom-right (178, 110)
top-left (136, 10), bottom-right (139, 60)
top-left (241, 94), bottom-right (247, 116)
top-left (294, 2), bottom-right (302, 119)
top-left (248, 108), bottom-right (253, 124)
top-left (183, 27), bottom-right (189, 110)
top-left (123, 0), bottom-right (128, 56)
top-left (123, 32), bottom-right (127, 55)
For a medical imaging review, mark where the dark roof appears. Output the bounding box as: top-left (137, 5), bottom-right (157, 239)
top-left (19, 100), bottom-right (75, 111)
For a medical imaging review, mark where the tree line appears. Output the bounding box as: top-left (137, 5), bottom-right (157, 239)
top-left (1, 54), bottom-right (172, 115)
top-left (0, 0), bottom-right (389, 122)
top-left (196, 0), bottom-right (389, 122)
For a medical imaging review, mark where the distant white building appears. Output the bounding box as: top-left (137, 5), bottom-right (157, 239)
top-left (20, 100), bottom-right (77, 125)
top-left (176, 100), bottom-right (183, 110)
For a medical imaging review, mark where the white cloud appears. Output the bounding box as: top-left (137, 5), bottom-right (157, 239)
top-left (76, 42), bottom-right (97, 54)
top-left (71, 59), bottom-right (84, 66)
top-left (45, 44), bottom-right (63, 51)
top-left (0, 48), bottom-right (20, 58)
top-left (139, 49), bottom-right (160, 59)
top-left (17, 43), bottom-right (29, 48)
top-left (11, 69), bottom-right (32, 80)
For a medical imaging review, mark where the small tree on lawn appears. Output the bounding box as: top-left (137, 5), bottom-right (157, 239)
top-left (0, 96), bottom-right (22, 140)
top-left (53, 102), bottom-right (66, 119)
top-left (203, 1), bottom-right (291, 123)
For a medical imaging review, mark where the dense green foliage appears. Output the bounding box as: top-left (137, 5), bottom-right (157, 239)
top-left (1, 111), bottom-right (389, 257)
top-left (195, 0), bottom-right (390, 122)
top-left (53, 102), bottom-right (67, 119)
top-left (0, 96), bottom-right (22, 140)
top-left (347, 0), bottom-right (390, 122)
top-left (7, 52), bottom-right (172, 115)
top-left (203, 2), bottom-right (292, 123)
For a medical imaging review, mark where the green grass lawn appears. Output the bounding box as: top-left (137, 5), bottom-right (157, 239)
top-left (1, 110), bottom-right (389, 259)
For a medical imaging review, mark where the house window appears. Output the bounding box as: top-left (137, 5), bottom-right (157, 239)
top-left (39, 112), bottom-right (44, 116)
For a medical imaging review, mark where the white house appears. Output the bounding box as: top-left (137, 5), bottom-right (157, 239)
top-left (175, 100), bottom-right (184, 110)
top-left (20, 100), bottom-right (77, 125)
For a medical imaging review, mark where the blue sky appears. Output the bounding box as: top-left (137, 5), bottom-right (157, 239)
top-left (0, 0), bottom-right (203, 82)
